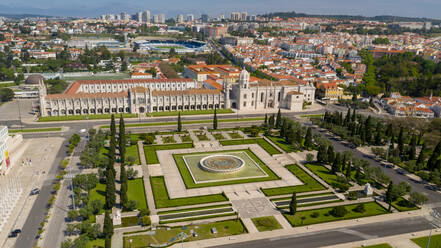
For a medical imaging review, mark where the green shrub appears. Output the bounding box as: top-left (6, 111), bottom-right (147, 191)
top-left (330, 206), bottom-right (348, 217)
top-left (348, 191), bottom-right (358, 200)
top-left (139, 209), bottom-right (150, 217)
top-left (354, 203), bottom-right (366, 213)
top-left (140, 216), bottom-right (151, 226)
top-left (311, 212), bottom-right (320, 218)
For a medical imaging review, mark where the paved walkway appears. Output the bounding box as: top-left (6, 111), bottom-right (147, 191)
top-left (241, 218), bottom-right (258, 233)
top-left (138, 141), bottom-right (157, 215)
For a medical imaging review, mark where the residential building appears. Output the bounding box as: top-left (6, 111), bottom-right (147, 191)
top-left (143, 11), bottom-right (151, 23)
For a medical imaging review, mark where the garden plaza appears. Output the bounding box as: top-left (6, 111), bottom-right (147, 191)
top-left (155, 143), bottom-right (303, 199)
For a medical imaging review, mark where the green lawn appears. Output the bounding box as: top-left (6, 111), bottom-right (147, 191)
top-left (283, 202), bottom-right (388, 227)
top-left (87, 238), bottom-right (104, 248)
top-left (251, 216), bottom-right (282, 232)
top-left (304, 164), bottom-right (339, 186)
top-left (158, 204), bottom-right (232, 215)
top-left (144, 143), bottom-right (194, 164)
top-left (196, 134), bottom-right (209, 141)
top-left (412, 234), bottom-right (441, 248)
top-left (220, 138), bottom-right (281, 155)
top-left (127, 178), bottom-right (148, 210)
top-left (102, 117), bottom-right (264, 129)
top-left (267, 136), bottom-right (295, 153)
top-left (120, 216), bottom-right (139, 227)
top-left (126, 144), bottom-right (140, 165)
top-left (149, 109), bottom-right (234, 117)
top-left (392, 197), bottom-right (419, 212)
top-left (8, 127), bottom-right (62, 133)
top-left (173, 149), bottom-right (280, 188)
top-left (123, 220), bottom-right (246, 247)
top-left (89, 183), bottom-right (106, 213)
top-left (212, 133), bottom-right (226, 140)
top-left (150, 176), bottom-right (228, 208)
top-left (262, 164), bottom-right (327, 196)
top-left (39, 113), bottom-right (137, 122)
top-left (228, 132), bottom-right (243, 139)
top-left (162, 136), bottom-right (177, 143)
top-left (180, 135), bottom-right (193, 142)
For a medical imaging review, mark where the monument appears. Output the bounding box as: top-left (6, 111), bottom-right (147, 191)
top-left (364, 183), bottom-right (373, 196)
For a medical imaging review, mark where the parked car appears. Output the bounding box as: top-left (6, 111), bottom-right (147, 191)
top-left (8, 229), bottom-right (21, 238)
top-left (30, 188), bottom-right (39, 195)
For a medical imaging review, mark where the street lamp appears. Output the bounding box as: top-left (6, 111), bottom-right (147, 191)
top-left (129, 239), bottom-right (132, 248)
top-left (427, 209), bottom-right (441, 248)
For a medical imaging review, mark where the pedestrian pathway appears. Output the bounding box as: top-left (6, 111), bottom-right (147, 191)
top-left (221, 131), bottom-right (232, 140)
top-left (241, 218), bottom-right (259, 233)
top-left (138, 141), bottom-right (157, 215)
top-left (205, 131), bottom-right (217, 142)
top-left (274, 214), bottom-right (293, 229)
top-left (174, 134), bottom-right (182, 143)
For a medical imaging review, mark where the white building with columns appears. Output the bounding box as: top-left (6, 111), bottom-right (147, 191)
top-left (38, 69), bottom-right (314, 117)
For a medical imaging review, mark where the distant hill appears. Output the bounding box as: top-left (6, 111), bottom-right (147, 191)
top-left (261, 11), bottom-right (441, 25)
top-left (0, 13), bottom-right (54, 19)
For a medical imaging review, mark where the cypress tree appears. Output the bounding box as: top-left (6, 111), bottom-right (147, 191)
top-left (119, 115), bottom-right (126, 165)
top-left (120, 164), bottom-right (128, 208)
top-left (386, 123), bottom-right (393, 138)
top-left (213, 107), bottom-right (218, 130)
top-left (280, 119), bottom-right (288, 138)
top-left (375, 122), bottom-right (383, 145)
top-left (385, 182), bottom-right (394, 212)
top-left (110, 114), bottom-right (116, 138)
top-left (177, 112), bottom-right (182, 132)
top-left (364, 116), bottom-right (372, 143)
top-left (327, 145), bottom-right (335, 164)
top-left (409, 135), bottom-right (417, 160)
top-left (332, 153), bottom-right (341, 173)
top-left (275, 108), bottom-right (282, 128)
top-left (343, 108), bottom-right (350, 126)
top-left (103, 211), bottom-right (114, 238)
top-left (341, 154), bottom-right (347, 173)
top-left (269, 114), bottom-right (275, 129)
top-left (264, 113), bottom-right (268, 125)
top-left (105, 167), bottom-right (116, 209)
top-left (317, 145), bottom-right (328, 163)
top-left (417, 143), bottom-right (426, 166)
top-left (345, 161), bottom-right (352, 179)
top-left (289, 192), bottom-right (297, 215)
top-left (304, 127), bottom-right (313, 149)
top-left (397, 127), bottom-right (404, 156)
top-left (105, 236), bottom-right (111, 248)
top-left (427, 141), bottom-right (441, 171)
top-left (351, 108), bottom-right (356, 123)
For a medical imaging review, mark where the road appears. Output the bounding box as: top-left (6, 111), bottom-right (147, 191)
top-left (213, 216), bottom-right (432, 248)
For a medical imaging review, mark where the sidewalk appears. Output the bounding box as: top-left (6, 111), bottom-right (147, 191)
top-left (138, 141), bottom-right (157, 215)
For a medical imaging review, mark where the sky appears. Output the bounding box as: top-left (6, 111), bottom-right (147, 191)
top-left (0, 0), bottom-right (440, 19)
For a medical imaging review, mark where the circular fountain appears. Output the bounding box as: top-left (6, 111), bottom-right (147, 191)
top-left (199, 154), bottom-right (245, 173)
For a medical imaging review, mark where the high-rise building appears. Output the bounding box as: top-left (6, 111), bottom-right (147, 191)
top-left (121, 12), bottom-right (129, 22)
top-left (241, 12), bottom-right (247, 21)
top-left (159, 14), bottom-right (165, 24)
top-left (153, 14), bottom-right (159, 23)
top-left (115, 14), bottom-right (121, 21)
top-left (230, 12), bottom-right (240, 21)
top-left (201, 14), bottom-right (209, 23)
top-left (143, 10), bottom-right (151, 23)
top-left (177, 14), bottom-right (184, 23)
top-left (187, 14), bottom-right (195, 22)
top-left (219, 14), bottom-right (225, 20)
top-left (107, 14), bottom-right (115, 21)
top-left (137, 12), bottom-right (143, 23)
top-left (100, 15), bottom-right (106, 21)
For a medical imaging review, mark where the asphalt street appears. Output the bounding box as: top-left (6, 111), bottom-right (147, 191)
top-left (213, 216), bottom-right (432, 248)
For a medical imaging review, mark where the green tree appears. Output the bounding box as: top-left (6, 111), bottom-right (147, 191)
top-left (280, 119), bottom-right (288, 138)
top-left (304, 127), bottom-right (313, 149)
top-left (289, 192), bottom-right (297, 215)
top-left (417, 143), bottom-right (426, 166)
top-left (269, 114), bottom-right (275, 129)
top-left (409, 135), bottom-right (417, 160)
top-left (105, 167), bottom-right (116, 209)
top-left (317, 145), bottom-right (328, 163)
top-left (397, 127), bottom-right (404, 156)
top-left (385, 182), bottom-right (394, 212)
top-left (105, 236), bottom-right (111, 248)
top-left (213, 107), bottom-right (218, 130)
top-left (327, 145), bottom-right (335, 164)
top-left (345, 161), bottom-right (352, 179)
top-left (427, 141), bottom-right (441, 171)
top-left (275, 109), bottom-right (282, 128)
top-left (0, 88), bottom-right (14, 102)
top-left (408, 192), bottom-right (428, 206)
top-left (264, 114), bottom-right (268, 125)
top-left (120, 164), bottom-right (128, 208)
top-left (177, 112), bottom-right (182, 132)
top-left (118, 115), bottom-right (126, 165)
top-left (332, 153), bottom-right (341, 173)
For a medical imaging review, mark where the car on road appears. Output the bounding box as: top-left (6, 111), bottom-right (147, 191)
top-left (30, 188), bottom-right (39, 195)
top-left (425, 185), bottom-right (439, 191)
top-left (396, 169), bottom-right (406, 175)
top-left (8, 229), bottom-right (21, 238)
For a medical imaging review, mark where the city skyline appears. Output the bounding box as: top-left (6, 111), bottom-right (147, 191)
top-left (0, 0), bottom-right (441, 19)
